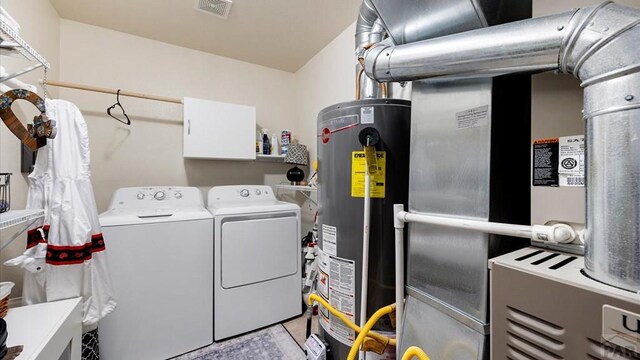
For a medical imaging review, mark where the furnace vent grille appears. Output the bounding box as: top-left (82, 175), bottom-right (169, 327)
top-left (514, 249), bottom-right (578, 270)
top-left (506, 306), bottom-right (565, 360)
top-left (196, 0), bottom-right (232, 19)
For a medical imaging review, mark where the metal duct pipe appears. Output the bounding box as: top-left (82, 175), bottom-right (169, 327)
top-left (364, 1), bottom-right (640, 292)
top-left (364, 11), bottom-right (576, 82)
top-left (355, 0), bottom-right (378, 50)
top-left (356, 0), bottom-right (384, 99)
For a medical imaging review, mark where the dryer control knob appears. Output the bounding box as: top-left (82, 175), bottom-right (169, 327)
top-left (174, 192), bottom-right (183, 199)
top-left (154, 191), bottom-right (166, 200)
top-left (137, 193), bottom-right (145, 200)
top-left (240, 189), bottom-right (250, 198)
top-left (255, 189), bottom-right (262, 196)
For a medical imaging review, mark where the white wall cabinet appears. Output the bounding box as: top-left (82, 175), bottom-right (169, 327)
top-left (183, 97), bottom-right (256, 160)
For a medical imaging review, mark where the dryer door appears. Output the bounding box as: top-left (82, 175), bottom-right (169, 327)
top-left (220, 213), bottom-right (298, 288)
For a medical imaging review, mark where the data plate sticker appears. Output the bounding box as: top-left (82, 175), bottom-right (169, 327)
top-left (351, 151), bottom-right (386, 198)
top-left (361, 106), bottom-right (374, 124)
top-left (603, 305), bottom-right (640, 352)
top-left (456, 105), bottom-right (489, 129)
top-left (321, 224), bottom-right (337, 256)
top-left (533, 135), bottom-right (584, 187)
top-left (558, 135), bottom-right (584, 187)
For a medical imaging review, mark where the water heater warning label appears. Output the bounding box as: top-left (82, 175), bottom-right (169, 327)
top-left (351, 151), bottom-right (386, 198)
top-left (533, 135), bottom-right (584, 187)
top-left (317, 250), bottom-right (356, 346)
top-left (321, 224), bottom-right (337, 256)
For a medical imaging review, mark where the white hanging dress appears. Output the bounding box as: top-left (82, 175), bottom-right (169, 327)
top-left (5, 99), bottom-right (116, 329)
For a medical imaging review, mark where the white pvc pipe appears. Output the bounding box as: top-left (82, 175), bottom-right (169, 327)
top-left (393, 204), bottom-right (405, 358)
top-left (359, 172), bottom-right (371, 360)
top-left (397, 211), bottom-right (576, 243)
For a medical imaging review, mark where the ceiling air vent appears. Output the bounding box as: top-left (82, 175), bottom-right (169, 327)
top-left (196, 0), bottom-right (232, 19)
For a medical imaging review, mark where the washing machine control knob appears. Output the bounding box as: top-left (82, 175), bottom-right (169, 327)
top-left (174, 191), bottom-right (183, 199)
top-left (137, 193), bottom-right (145, 200)
top-left (255, 189), bottom-right (261, 196)
top-left (240, 189), bottom-right (250, 198)
top-left (154, 191), bottom-right (166, 200)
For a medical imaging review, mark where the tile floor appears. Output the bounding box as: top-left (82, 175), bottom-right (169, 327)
top-left (282, 312), bottom-right (319, 349)
top-left (172, 324), bottom-right (304, 360)
top-left (170, 312), bottom-right (320, 359)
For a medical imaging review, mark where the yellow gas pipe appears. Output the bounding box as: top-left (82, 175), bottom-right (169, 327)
top-left (307, 294), bottom-right (395, 347)
top-left (401, 346), bottom-right (431, 360)
top-left (346, 303), bottom-right (396, 360)
top-left (308, 293), bottom-right (431, 360)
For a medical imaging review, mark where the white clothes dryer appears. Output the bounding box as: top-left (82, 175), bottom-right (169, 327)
top-left (208, 185), bottom-right (301, 341)
top-left (99, 187), bottom-right (213, 360)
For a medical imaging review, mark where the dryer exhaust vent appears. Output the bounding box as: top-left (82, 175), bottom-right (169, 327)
top-left (196, 0), bottom-right (232, 19)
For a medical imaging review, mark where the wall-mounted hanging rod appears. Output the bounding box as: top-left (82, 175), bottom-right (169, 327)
top-left (42, 80), bottom-right (183, 105)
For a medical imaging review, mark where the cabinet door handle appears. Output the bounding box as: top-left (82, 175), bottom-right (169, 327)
top-left (188, 119), bottom-right (191, 135)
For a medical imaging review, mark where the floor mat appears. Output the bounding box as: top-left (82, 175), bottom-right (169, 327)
top-left (172, 324), bottom-right (305, 360)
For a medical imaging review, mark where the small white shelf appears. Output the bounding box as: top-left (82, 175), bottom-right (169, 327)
top-left (276, 184), bottom-right (317, 205)
top-left (276, 185), bottom-right (317, 192)
top-left (5, 297), bottom-right (83, 360)
top-left (0, 209), bottom-right (44, 230)
top-left (255, 154), bottom-right (286, 162)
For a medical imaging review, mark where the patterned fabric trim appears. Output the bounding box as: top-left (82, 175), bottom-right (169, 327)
top-left (31, 231), bottom-right (107, 266)
top-left (91, 233), bottom-right (106, 252)
top-left (46, 243), bottom-right (92, 265)
top-left (26, 225), bottom-right (50, 249)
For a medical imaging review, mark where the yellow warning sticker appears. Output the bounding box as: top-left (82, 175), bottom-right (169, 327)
top-left (351, 151), bottom-right (386, 198)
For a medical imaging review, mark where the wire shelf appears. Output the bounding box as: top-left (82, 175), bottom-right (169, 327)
top-left (0, 209), bottom-right (44, 231)
top-left (0, 17), bottom-right (49, 83)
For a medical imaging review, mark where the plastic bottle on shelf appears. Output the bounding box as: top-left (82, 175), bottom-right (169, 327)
top-left (262, 129), bottom-right (271, 155)
top-left (271, 134), bottom-right (279, 155)
top-left (256, 131), bottom-right (261, 153)
top-left (281, 130), bottom-right (291, 155)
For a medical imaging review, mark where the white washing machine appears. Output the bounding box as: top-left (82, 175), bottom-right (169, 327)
top-left (208, 185), bottom-right (301, 340)
top-left (98, 187), bottom-right (213, 360)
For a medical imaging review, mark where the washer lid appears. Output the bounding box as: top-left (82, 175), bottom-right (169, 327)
top-left (99, 206), bottom-right (212, 226)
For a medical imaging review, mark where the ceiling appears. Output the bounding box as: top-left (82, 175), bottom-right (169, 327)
top-left (49, 0), bottom-right (362, 73)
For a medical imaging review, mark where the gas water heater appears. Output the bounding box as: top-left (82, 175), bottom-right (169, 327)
top-left (316, 98), bottom-right (410, 359)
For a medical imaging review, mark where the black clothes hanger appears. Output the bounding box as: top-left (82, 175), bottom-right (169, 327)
top-left (107, 89), bottom-right (131, 125)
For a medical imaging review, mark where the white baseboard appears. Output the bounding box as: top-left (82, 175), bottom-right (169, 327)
top-left (8, 296), bottom-right (22, 308)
